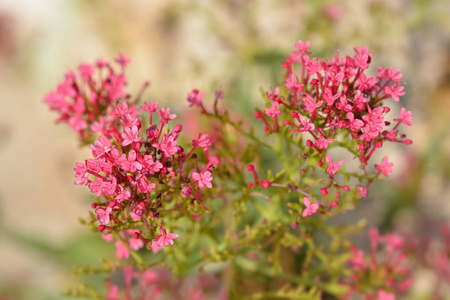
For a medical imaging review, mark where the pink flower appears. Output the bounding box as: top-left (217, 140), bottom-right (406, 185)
top-left (115, 53), bottom-right (132, 68)
top-left (157, 107), bottom-right (177, 124)
top-left (141, 101), bottom-right (159, 113)
top-left (89, 176), bottom-right (117, 197)
top-left (90, 117), bottom-right (111, 133)
top-left (121, 125), bottom-right (143, 146)
top-left (295, 40), bottom-right (311, 53)
top-left (129, 236), bottom-right (144, 251)
top-left (79, 64), bottom-right (94, 81)
top-left (346, 112), bottom-right (364, 131)
top-left (325, 155), bottom-right (343, 176)
top-left (322, 88), bottom-right (341, 106)
top-left (155, 226), bottom-right (179, 247)
top-left (296, 115), bottom-right (315, 132)
top-left (191, 171), bottom-right (213, 189)
top-left (378, 67), bottom-right (403, 82)
top-left (356, 185), bottom-right (368, 198)
top-left (315, 129), bottom-right (335, 149)
top-left (106, 283), bottom-right (119, 300)
top-left (284, 73), bottom-right (303, 91)
top-left (151, 241), bottom-right (164, 253)
top-left (394, 107), bottom-right (412, 126)
top-left (120, 113), bottom-right (140, 128)
top-left (375, 156), bottom-right (393, 177)
top-left (384, 84), bottom-right (405, 102)
top-left (377, 290), bottom-right (395, 300)
top-left (193, 133), bottom-right (216, 151)
top-left (153, 133), bottom-right (178, 157)
top-left (115, 241), bottom-right (130, 259)
top-left (68, 116), bottom-right (87, 131)
top-left (353, 46), bottom-right (372, 70)
top-left (187, 89), bottom-right (205, 107)
top-left (136, 176), bottom-right (157, 193)
top-left (348, 248), bottom-right (366, 270)
top-left (112, 102), bottom-right (130, 118)
top-left (264, 101), bottom-right (281, 117)
top-left (102, 234), bottom-right (114, 242)
top-left (95, 207), bottom-right (112, 225)
top-left (118, 150), bottom-right (142, 173)
top-left (265, 87), bottom-right (280, 101)
top-left (90, 138), bottom-right (113, 159)
top-left (302, 197), bottom-right (319, 217)
top-left (142, 154), bottom-right (163, 174)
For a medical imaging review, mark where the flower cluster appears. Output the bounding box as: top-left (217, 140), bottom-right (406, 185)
top-left (105, 266), bottom-right (228, 300)
top-left (44, 54), bottom-right (143, 142)
top-left (252, 40), bottom-right (413, 200)
top-left (74, 98), bottom-right (219, 255)
top-left (342, 228), bottom-right (412, 299)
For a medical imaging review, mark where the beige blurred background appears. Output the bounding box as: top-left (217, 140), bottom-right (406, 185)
top-left (0, 0), bottom-right (449, 299)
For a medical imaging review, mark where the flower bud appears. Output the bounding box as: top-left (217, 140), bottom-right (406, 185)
top-left (260, 180), bottom-right (271, 188)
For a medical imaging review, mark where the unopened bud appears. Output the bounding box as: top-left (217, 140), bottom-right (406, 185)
top-left (209, 156), bottom-right (220, 165)
top-left (260, 180), bottom-right (271, 188)
top-left (173, 124), bottom-right (183, 133)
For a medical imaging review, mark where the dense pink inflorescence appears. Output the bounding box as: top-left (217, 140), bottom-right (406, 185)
top-left (252, 40), bottom-right (413, 201)
top-left (44, 56), bottom-right (221, 257)
top-left (342, 228), bottom-right (412, 299)
top-left (44, 54), bottom-right (143, 142)
top-left (105, 266), bottom-right (228, 300)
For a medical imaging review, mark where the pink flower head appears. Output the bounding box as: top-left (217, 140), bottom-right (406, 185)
top-left (377, 290), bottom-right (395, 300)
top-left (187, 89), bottom-right (206, 107)
top-left (302, 197), bottom-right (319, 217)
top-left (191, 171), bottom-right (213, 189)
top-left (325, 155), bottom-right (343, 176)
top-left (394, 107), bottom-right (412, 126)
top-left (375, 156), bottom-right (393, 177)
top-left (155, 225), bottom-right (179, 247)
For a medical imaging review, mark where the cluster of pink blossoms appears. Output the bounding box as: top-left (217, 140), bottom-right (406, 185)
top-left (43, 56), bottom-right (219, 256)
top-left (253, 40), bottom-right (413, 203)
top-left (44, 54), bottom-right (140, 142)
top-left (343, 228), bottom-right (412, 299)
top-left (106, 266), bottom-right (228, 300)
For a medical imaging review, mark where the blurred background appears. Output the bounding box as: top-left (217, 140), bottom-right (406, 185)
top-left (0, 0), bottom-right (449, 299)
